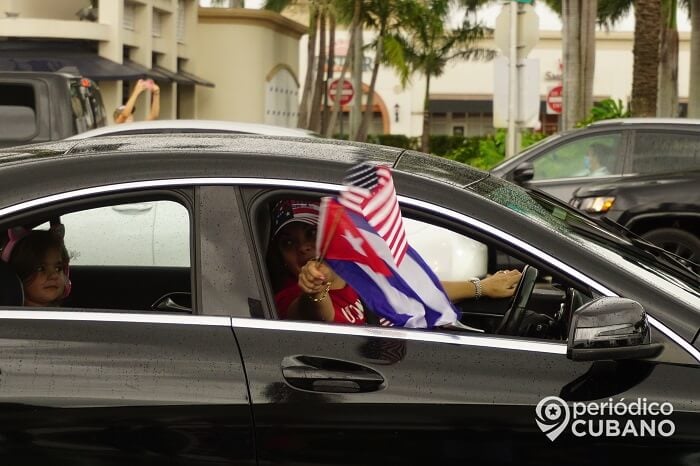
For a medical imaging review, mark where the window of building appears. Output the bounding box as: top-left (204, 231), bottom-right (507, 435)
top-left (152, 11), bottom-right (163, 38)
top-left (123, 3), bottom-right (136, 31)
top-left (177, 0), bottom-right (187, 43)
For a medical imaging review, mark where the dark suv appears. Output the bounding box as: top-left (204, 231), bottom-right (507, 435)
top-left (0, 71), bottom-right (106, 148)
top-left (492, 119), bottom-right (700, 201)
top-left (571, 170), bottom-right (700, 263)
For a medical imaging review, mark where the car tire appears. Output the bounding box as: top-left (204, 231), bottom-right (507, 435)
top-left (641, 228), bottom-right (700, 264)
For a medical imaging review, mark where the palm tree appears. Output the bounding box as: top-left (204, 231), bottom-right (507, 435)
top-left (630, 0), bottom-right (662, 116)
top-left (384, 0), bottom-right (494, 153)
top-left (543, 0), bottom-right (597, 129)
top-left (356, 0), bottom-right (399, 142)
top-left (597, 0), bottom-right (685, 117)
top-left (658, 0), bottom-right (680, 116)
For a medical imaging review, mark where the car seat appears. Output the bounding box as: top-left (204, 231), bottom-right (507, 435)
top-left (0, 261), bottom-right (23, 306)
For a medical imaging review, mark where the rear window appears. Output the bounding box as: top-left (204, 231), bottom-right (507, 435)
top-left (0, 83), bottom-right (37, 143)
top-left (69, 79), bottom-right (106, 133)
top-left (0, 83), bottom-right (35, 109)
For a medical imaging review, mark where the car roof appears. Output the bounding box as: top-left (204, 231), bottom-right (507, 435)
top-left (0, 134), bottom-right (489, 210)
top-left (589, 117), bottom-right (700, 127)
top-left (66, 120), bottom-right (322, 140)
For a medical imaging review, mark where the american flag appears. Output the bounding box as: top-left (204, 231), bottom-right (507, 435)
top-left (340, 163), bottom-right (408, 267)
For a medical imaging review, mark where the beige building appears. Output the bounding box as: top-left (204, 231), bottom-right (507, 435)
top-left (0, 0), bottom-right (305, 126)
top-left (282, 4), bottom-right (695, 137)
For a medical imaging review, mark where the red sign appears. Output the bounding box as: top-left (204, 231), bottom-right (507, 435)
top-left (546, 85), bottom-right (563, 114)
top-left (328, 79), bottom-right (354, 106)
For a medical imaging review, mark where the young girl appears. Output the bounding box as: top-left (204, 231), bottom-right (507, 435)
top-left (2, 228), bottom-right (70, 307)
top-left (269, 200), bottom-right (366, 325)
top-left (268, 199), bottom-right (522, 326)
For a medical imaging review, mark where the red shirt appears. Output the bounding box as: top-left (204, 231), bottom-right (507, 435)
top-left (275, 282), bottom-right (366, 325)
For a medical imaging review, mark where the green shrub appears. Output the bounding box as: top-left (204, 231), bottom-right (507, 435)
top-left (576, 98), bottom-right (630, 127)
top-left (362, 130), bottom-right (547, 171)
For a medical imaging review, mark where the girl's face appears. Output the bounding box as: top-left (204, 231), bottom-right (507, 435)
top-left (276, 222), bottom-right (317, 277)
top-left (23, 247), bottom-right (66, 307)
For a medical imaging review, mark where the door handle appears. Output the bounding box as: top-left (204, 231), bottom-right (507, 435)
top-left (281, 355), bottom-right (385, 393)
top-left (112, 203), bottom-right (154, 213)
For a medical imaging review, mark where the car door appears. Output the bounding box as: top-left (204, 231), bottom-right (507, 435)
top-left (519, 131), bottom-right (626, 201)
top-left (0, 184), bottom-right (255, 464)
top-left (234, 186), bottom-right (700, 465)
top-left (0, 312), bottom-right (254, 465)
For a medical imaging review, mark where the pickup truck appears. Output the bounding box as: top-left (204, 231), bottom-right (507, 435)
top-left (0, 71), bottom-right (106, 148)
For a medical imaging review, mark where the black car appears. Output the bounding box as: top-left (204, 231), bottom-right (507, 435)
top-left (571, 170), bottom-right (700, 265)
top-left (491, 118), bottom-right (700, 201)
top-left (0, 134), bottom-right (698, 465)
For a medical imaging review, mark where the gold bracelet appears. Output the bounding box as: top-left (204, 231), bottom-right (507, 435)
top-left (307, 281), bottom-right (331, 302)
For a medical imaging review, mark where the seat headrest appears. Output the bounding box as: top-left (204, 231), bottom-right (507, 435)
top-left (0, 261), bottom-right (23, 306)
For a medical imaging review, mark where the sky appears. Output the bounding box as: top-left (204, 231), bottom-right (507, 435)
top-left (203, 1), bottom-right (693, 33)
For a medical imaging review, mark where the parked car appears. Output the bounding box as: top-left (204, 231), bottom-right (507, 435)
top-left (0, 71), bottom-right (106, 148)
top-left (66, 119), bottom-right (321, 139)
top-left (570, 170), bottom-right (700, 265)
top-left (0, 134), bottom-right (698, 464)
top-left (491, 118), bottom-right (700, 201)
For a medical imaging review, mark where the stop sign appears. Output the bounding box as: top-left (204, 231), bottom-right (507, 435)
top-left (328, 79), bottom-right (354, 105)
top-left (546, 85), bottom-right (563, 114)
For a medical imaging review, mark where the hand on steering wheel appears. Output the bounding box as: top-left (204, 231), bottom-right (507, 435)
top-left (495, 265), bottom-right (539, 335)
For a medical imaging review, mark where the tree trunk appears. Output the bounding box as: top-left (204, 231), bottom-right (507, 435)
top-left (631, 0), bottom-right (662, 116)
top-left (309, 11), bottom-right (327, 132)
top-left (561, 0), bottom-right (596, 130)
top-left (657, 0), bottom-right (679, 117)
top-left (356, 36), bottom-right (383, 142)
top-left (688, 0), bottom-right (700, 116)
top-left (321, 12), bottom-right (336, 135)
top-left (325, 0), bottom-right (360, 138)
top-left (350, 18), bottom-right (364, 140)
top-left (421, 74), bottom-right (431, 153)
top-left (298, 6), bottom-right (318, 129)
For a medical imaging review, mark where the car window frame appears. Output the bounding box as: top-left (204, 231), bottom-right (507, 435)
top-left (241, 186), bottom-right (597, 343)
top-left (0, 187), bottom-right (197, 313)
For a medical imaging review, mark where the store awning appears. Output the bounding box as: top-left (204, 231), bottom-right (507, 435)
top-left (153, 65), bottom-right (193, 85)
top-left (0, 51), bottom-right (149, 81)
top-left (124, 60), bottom-right (172, 83)
top-left (178, 69), bottom-right (215, 88)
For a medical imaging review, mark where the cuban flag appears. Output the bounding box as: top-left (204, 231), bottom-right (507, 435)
top-left (316, 163), bottom-right (459, 328)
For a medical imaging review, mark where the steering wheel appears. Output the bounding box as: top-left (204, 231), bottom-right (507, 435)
top-left (495, 265), bottom-right (539, 335)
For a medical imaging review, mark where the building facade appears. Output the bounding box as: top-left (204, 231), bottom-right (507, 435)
top-left (0, 0), bottom-right (304, 126)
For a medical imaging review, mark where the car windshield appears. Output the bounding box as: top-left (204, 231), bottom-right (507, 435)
top-left (469, 175), bottom-right (700, 306)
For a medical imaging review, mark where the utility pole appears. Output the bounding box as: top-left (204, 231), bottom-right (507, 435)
top-left (507, 0), bottom-right (519, 158)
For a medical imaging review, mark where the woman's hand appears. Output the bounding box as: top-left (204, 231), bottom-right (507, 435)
top-left (482, 269), bottom-right (522, 298)
top-left (298, 259), bottom-right (335, 295)
top-left (134, 79), bottom-right (149, 94)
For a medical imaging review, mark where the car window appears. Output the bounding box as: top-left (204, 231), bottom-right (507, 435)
top-left (258, 193), bottom-right (590, 341)
top-left (55, 200), bottom-right (190, 267)
top-left (404, 218), bottom-right (487, 281)
top-left (531, 133), bottom-right (623, 180)
top-left (631, 131), bottom-right (700, 174)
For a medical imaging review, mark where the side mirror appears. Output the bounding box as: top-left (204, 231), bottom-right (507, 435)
top-left (567, 297), bottom-right (663, 361)
top-left (512, 162), bottom-right (534, 183)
